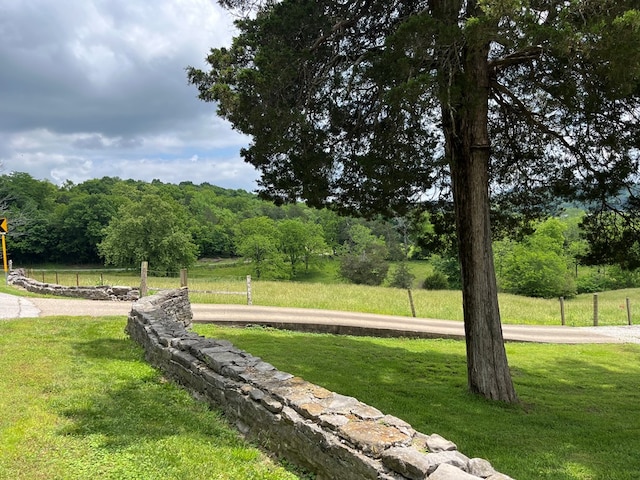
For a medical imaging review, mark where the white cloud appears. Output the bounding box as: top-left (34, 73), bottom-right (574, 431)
top-left (0, 0), bottom-right (257, 191)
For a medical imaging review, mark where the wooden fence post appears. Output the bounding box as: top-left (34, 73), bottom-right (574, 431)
top-left (100, 273), bottom-right (104, 286)
top-left (180, 269), bottom-right (188, 288)
top-left (246, 275), bottom-right (252, 305)
top-left (42, 271), bottom-right (45, 283)
top-left (593, 293), bottom-right (599, 326)
top-left (140, 261), bottom-right (148, 297)
top-left (408, 289), bottom-right (416, 317)
top-left (627, 297), bottom-right (632, 326)
top-left (55, 272), bottom-right (59, 285)
top-left (559, 297), bottom-right (565, 326)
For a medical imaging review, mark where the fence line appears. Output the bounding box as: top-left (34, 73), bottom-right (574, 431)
top-left (558, 294), bottom-right (633, 326)
top-left (140, 262), bottom-right (252, 305)
top-left (18, 265), bottom-right (635, 324)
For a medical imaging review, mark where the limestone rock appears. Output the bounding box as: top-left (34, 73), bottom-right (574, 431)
top-left (382, 446), bottom-right (433, 479)
top-left (429, 463), bottom-right (482, 479)
top-left (426, 433), bottom-right (458, 452)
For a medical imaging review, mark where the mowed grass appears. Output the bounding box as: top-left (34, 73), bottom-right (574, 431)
top-left (0, 317), bottom-right (302, 480)
top-left (16, 269), bottom-right (640, 326)
top-left (194, 324), bottom-right (640, 480)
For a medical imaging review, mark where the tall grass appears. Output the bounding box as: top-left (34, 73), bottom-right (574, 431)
top-left (20, 270), bottom-right (639, 326)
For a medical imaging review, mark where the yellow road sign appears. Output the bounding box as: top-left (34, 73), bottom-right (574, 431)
top-left (0, 217), bottom-right (6, 234)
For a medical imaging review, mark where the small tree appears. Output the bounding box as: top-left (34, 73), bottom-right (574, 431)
top-left (338, 224), bottom-right (389, 285)
top-left (389, 262), bottom-right (415, 289)
top-left (234, 217), bottom-right (285, 279)
top-left (278, 219), bottom-right (327, 277)
top-left (236, 233), bottom-right (285, 279)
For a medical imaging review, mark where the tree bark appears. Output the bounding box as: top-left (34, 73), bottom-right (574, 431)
top-left (441, 38), bottom-right (518, 403)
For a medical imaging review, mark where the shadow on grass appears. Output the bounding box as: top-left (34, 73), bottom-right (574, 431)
top-left (58, 338), bottom-right (235, 450)
top-left (194, 326), bottom-right (640, 480)
top-left (71, 337), bottom-right (143, 362)
top-left (60, 334), bottom-right (309, 479)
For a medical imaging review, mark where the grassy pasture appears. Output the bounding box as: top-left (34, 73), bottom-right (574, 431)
top-left (15, 266), bottom-right (640, 326)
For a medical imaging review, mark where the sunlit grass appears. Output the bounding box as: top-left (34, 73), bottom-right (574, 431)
top-left (0, 317), bottom-right (302, 480)
top-left (194, 324), bottom-right (640, 480)
top-left (17, 269), bottom-right (640, 326)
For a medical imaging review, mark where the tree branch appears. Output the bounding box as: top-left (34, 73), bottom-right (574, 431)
top-left (489, 45), bottom-right (543, 73)
top-left (490, 79), bottom-right (577, 155)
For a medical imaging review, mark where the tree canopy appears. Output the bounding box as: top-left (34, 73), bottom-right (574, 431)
top-left (189, 0), bottom-right (640, 402)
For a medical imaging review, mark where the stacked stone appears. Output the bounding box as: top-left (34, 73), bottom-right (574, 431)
top-left (7, 269), bottom-right (139, 301)
top-left (127, 289), bottom-right (515, 480)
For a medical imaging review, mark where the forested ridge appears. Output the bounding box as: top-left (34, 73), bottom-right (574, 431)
top-left (1, 172), bottom-right (638, 296)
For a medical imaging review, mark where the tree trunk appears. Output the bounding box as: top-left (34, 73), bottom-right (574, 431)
top-left (441, 38), bottom-right (518, 403)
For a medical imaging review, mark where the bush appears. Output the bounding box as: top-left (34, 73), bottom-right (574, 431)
top-left (577, 266), bottom-right (640, 293)
top-left (422, 271), bottom-right (449, 290)
top-left (430, 255), bottom-right (461, 289)
top-left (499, 245), bottom-right (576, 298)
top-left (339, 251), bottom-right (389, 286)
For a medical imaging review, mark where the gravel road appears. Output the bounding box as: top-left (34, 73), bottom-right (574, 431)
top-left (2, 292), bottom-right (638, 344)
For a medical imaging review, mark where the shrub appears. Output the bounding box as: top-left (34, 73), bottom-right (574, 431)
top-left (500, 244), bottom-right (576, 298)
top-left (339, 251), bottom-right (389, 286)
top-left (430, 255), bottom-right (461, 289)
top-left (422, 271), bottom-right (449, 290)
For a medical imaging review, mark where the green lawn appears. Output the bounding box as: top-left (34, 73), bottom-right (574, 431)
top-left (2, 314), bottom-right (639, 480)
top-left (0, 317), bottom-right (302, 480)
top-left (194, 324), bottom-right (640, 480)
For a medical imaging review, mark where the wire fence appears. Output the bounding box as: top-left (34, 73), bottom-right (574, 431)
top-left (24, 263), bottom-right (252, 305)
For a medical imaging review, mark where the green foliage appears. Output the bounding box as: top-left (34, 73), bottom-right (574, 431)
top-left (388, 262), bottom-right (415, 289)
top-left (577, 266), bottom-right (640, 294)
top-left (580, 210), bottom-right (640, 270)
top-left (497, 219), bottom-right (577, 298)
top-left (3, 169), bottom-right (638, 301)
top-left (98, 194), bottom-right (198, 275)
top-left (339, 249), bottom-right (389, 286)
top-left (430, 255), bottom-right (462, 290)
top-left (278, 219), bottom-right (327, 277)
top-left (338, 225), bottom-right (389, 285)
top-left (422, 271), bottom-right (449, 290)
top-left (234, 217), bottom-right (285, 279)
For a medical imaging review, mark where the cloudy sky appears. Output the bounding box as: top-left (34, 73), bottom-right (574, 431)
top-left (0, 0), bottom-right (259, 191)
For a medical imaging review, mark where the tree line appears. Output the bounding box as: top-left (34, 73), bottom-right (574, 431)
top-left (1, 172), bottom-right (638, 295)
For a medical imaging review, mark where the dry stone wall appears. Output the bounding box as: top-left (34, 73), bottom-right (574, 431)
top-left (7, 269), bottom-right (139, 301)
top-left (126, 288), bottom-right (515, 480)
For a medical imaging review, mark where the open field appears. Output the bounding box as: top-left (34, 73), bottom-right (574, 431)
top-left (17, 268), bottom-right (640, 326)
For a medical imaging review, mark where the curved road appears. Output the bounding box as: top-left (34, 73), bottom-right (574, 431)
top-left (2, 292), bottom-right (638, 344)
